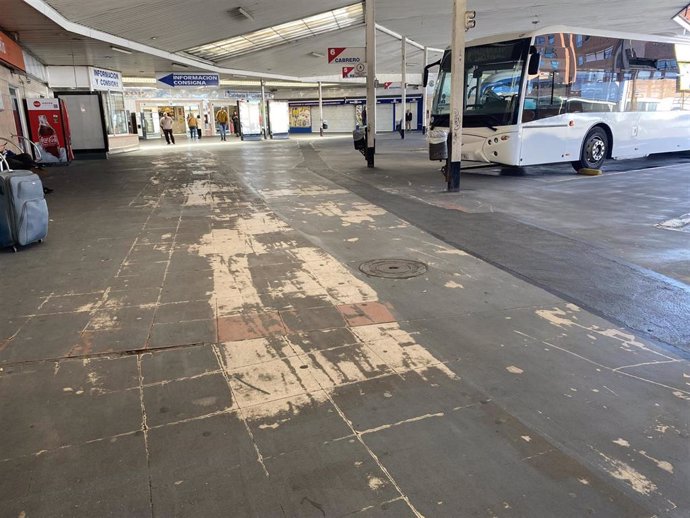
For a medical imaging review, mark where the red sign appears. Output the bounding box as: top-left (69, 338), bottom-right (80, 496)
top-left (383, 82), bottom-right (393, 89)
top-left (342, 63), bottom-right (366, 79)
top-left (328, 47), bottom-right (365, 65)
top-left (328, 48), bottom-right (347, 63)
top-left (0, 32), bottom-right (25, 72)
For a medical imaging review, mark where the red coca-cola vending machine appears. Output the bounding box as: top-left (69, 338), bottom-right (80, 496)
top-left (25, 98), bottom-right (74, 164)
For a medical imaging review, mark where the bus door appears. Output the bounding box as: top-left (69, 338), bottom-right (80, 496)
top-left (519, 52), bottom-right (572, 165)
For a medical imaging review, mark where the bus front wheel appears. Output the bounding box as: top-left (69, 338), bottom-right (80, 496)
top-left (572, 127), bottom-right (608, 171)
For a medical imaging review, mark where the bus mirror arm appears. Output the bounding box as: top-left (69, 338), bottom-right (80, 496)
top-left (528, 53), bottom-right (541, 75)
top-left (423, 60), bottom-right (442, 87)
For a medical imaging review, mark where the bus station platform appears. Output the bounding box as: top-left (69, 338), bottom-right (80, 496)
top-left (1, 134), bottom-right (688, 517)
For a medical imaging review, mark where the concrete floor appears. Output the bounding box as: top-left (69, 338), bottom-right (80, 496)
top-left (1, 134), bottom-right (688, 517)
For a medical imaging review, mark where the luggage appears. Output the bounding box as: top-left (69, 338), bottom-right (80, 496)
top-left (0, 155), bottom-right (49, 251)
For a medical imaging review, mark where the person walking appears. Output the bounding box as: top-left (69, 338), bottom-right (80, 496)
top-left (187, 113), bottom-right (198, 140)
top-left (232, 111), bottom-right (240, 137)
top-left (196, 115), bottom-right (202, 139)
top-left (405, 110), bottom-right (413, 131)
top-left (160, 112), bottom-right (175, 144)
top-left (216, 108), bottom-right (229, 141)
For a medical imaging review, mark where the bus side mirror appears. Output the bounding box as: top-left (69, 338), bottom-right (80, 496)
top-left (423, 60), bottom-right (442, 87)
top-left (528, 53), bottom-right (541, 75)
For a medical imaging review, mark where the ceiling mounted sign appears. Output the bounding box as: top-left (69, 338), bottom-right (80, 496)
top-left (89, 67), bottom-right (123, 92)
top-left (328, 47), bottom-right (365, 65)
top-left (342, 63), bottom-right (366, 78)
top-left (157, 72), bottom-right (220, 88)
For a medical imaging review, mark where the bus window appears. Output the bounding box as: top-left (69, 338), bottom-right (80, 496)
top-left (524, 67), bottom-right (570, 121)
top-left (431, 38), bottom-right (530, 129)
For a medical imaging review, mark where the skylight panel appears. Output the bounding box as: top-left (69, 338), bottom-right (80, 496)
top-left (184, 2), bottom-right (364, 62)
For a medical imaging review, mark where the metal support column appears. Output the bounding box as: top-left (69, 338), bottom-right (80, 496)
top-left (422, 46), bottom-right (429, 135)
top-left (448, 0), bottom-right (466, 191)
top-left (260, 79), bottom-right (268, 139)
top-left (318, 81), bottom-right (324, 137)
top-left (400, 35), bottom-right (407, 139)
top-left (365, 0), bottom-right (376, 167)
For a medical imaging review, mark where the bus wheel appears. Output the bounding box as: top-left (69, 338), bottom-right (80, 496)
top-left (572, 127), bottom-right (608, 171)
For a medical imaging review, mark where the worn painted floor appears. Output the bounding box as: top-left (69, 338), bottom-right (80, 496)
top-left (0, 136), bottom-right (688, 517)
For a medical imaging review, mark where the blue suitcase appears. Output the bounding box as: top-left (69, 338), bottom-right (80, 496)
top-left (0, 156), bottom-right (49, 251)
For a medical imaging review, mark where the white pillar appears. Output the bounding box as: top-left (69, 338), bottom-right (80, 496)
top-left (260, 79), bottom-right (268, 138)
top-left (318, 81), bottom-right (324, 137)
top-left (401, 35), bottom-right (407, 139)
top-left (422, 46), bottom-right (429, 135)
top-left (448, 0), bottom-right (466, 191)
top-left (365, 0), bottom-right (376, 167)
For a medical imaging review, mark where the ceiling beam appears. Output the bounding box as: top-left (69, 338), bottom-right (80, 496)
top-left (376, 24), bottom-right (445, 53)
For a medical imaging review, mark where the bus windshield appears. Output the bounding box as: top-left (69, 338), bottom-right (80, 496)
top-left (432, 38), bottom-right (530, 128)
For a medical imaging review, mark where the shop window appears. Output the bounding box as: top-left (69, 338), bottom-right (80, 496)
top-left (102, 92), bottom-right (129, 135)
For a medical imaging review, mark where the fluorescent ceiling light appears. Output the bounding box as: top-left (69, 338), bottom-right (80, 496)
top-left (185, 3), bottom-right (364, 62)
top-left (237, 7), bottom-right (254, 21)
top-left (172, 63), bottom-right (189, 69)
top-left (110, 46), bottom-right (132, 55)
top-left (122, 77), bottom-right (157, 83)
top-left (310, 52), bottom-right (325, 58)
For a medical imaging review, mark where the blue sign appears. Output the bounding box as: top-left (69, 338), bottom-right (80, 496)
top-left (157, 73), bottom-right (220, 87)
top-left (289, 95), bottom-right (422, 108)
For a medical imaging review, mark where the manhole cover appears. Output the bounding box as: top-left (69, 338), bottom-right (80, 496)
top-left (359, 259), bottom-right (428, 279)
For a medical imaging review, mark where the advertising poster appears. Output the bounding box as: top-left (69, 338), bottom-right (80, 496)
top-left (26, 98), bottom-right (72, 164)
top-left (289, 106), bottom-right (312, 129)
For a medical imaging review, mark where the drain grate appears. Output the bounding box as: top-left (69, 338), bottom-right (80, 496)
top-left (359, 259), bottom-right (428, 279)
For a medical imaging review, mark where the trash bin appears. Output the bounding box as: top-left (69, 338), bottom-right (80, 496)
top-left (428, 129), bottom-right (448, 161)
top-left (353, 127), bottom-right (366, 151)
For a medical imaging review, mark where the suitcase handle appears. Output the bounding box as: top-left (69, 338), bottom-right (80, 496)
top-left (0, 137), bottom-right (24, 155)
top-left (0, 153), bottom-right (9, 172)
top-left (10, 135), bottom-right (43, 163)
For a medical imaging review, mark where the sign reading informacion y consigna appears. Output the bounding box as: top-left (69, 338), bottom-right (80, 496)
top-left (328, 47), bottom-right (365, 65)
top-left (157, 73), bottom-right (220, 88)
top-left (89, 67), bottom-right (123, 92)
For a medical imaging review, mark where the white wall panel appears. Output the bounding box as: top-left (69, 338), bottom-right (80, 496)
top-left (376, 104), bottom-right (394, 132)
top-left (322, 105), bottom-right (355, 133)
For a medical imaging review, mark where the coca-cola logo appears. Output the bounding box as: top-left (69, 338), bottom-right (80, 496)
top-left (33, 101), bottom-right (41, 108)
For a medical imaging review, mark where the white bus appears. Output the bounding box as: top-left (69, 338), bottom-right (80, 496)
top-left (426, 26), bottom-right (690, 170)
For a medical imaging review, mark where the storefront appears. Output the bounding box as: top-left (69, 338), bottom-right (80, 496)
top-left (286, 95), bottom-right (423, 134)
top-left (128, 99), bottom-right (207, 139)
top-left (0, 32), bottom-right (53, 153)
top-left (123, 86), bottom-right (270, 140)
